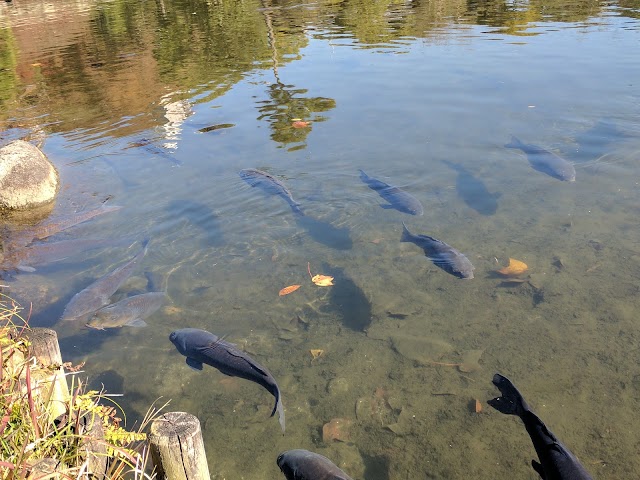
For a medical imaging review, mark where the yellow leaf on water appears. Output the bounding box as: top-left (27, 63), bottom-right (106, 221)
top-left (497, 258), bottom-right (528, 276)
top-left (279, 284), bottom-right (301, 296)
top-left (311, 274), bottom-right (334, 286)
top-left (307, 262), bottom-right (335, 287)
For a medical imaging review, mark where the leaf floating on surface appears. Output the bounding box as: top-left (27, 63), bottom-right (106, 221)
top-left (497, 257), bottom-right (528, 276)
top-left (311, 274), bottom-right (334, 286)
top-left (279, 284), bottom-right (301, 296)
top-left (292, 121), bottom-right (311, 129)
top-left (198, 123), bottom-right (235, 133)
top-left (307, 262), bottom-right (334, 287)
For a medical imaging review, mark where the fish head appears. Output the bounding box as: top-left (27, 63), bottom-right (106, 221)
top-left (454, 261), bottom-right (475, 279)
top-left (169, 328), bottom-right (215, 357)
top-left (86, 307), bottom-right (124, 329)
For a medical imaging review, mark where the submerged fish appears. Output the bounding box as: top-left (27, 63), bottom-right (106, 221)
top-left (60, 239), bottom-right (149, 323)
top-left (127, 138), bottom-right (182, 166)
top-left (358, 169), bottom-right (423, 215)
top-left (400, 222), bottom-right (474, 279)
top-left (169, 327), bottom-right (285, 433)
top-left (505, 136), bottom-right (576, 182)
top-left (86, 292), bottom-right (165, 329)
top-left (239, 168), bottom-right (303, 216)
top-left (488, 373), bottom-right (593, 480)
top-left (277, 449), bottom-right (353, 480)
top-left (5, 203), bottom-right (122, 248)
top-left (3, 236), bottom-right (134, 272)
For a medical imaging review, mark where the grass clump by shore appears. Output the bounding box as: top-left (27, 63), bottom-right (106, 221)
top-left (0, 291), bottom-right (166, 479)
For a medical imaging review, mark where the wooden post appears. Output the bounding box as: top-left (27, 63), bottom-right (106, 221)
top-left (24, 328), bottom-right (69, 421)
top-left (149, 412), bottom-right (210, 480)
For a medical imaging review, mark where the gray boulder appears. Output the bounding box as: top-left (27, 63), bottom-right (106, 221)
top-left (0, 140), bottom-right (59, 211)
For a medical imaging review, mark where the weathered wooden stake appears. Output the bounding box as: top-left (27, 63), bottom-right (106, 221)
top-left (149, 412), bottom-right (211, 480)
top-left (24, 327), bottom-right (69, 420)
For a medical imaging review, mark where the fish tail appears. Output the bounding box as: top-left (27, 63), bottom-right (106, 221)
top-left (271, 388), bottom-right (286, 433)
top-left (400, 222), bottom-right (412, 243)
top-left (488, 373), bottom-right (529, 417)
top-left (504, 136), bottom-right (523, 149)
top-left (291, 203), bottom-right (304, 216)
top-left (358, 169), bottom-right (368, 180)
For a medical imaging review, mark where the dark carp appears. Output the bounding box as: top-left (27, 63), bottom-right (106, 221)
top-left (3, 236), bottom-right (135, 272)
top-left (239, 168), bottom-right (303, 216)
top-left (505, 136), bottom-right (576, 182)
top-left (86, 291), bottom-right (165, 329)
top-left (358, 169), bottom-right (423, 215)
top-left (60, 239), bottom-right (149, 323)
top-left (169, 327), bottom-right (285, 433)
top-left (400, 222), bottom-right (474, 279)
top-left (277, 449), bottom-right (353, 480)
top-left (5, 203), bottom-right (122, 248)
top-left (488, 373), bottom-right (593, 480)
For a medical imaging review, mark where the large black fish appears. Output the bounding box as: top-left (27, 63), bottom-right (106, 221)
top-left (505, 136), bottom-right (576, 182)
top-left (488, 373), bottom-right (593, 480)
top-left (239, 168), bottom-right (303, 216)
top-left (358, 169), bottom-right (423, 215)
top-left (277, 449), bottom-right (353, 480)
top-left (400, 222), bottom-right (474, 279)
top-left (169, 327), bottom-right (285, 432)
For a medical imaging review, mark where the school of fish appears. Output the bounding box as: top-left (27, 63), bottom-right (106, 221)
top-left (0, 132), bottom-right (592, 479)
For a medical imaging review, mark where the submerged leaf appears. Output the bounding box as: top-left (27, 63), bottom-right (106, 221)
top-left (310, 349), bottom-right (324, 359)
top-left (497, 257), bottom-right (528, 276)
top-left (279, 285), bottom-right (301, 296)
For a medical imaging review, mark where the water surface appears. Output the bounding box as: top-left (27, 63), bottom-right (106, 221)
top-left (1, 0), bottom-right (640, 478)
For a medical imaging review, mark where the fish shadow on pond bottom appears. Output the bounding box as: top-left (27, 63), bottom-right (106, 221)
top-left (167, 199), bottom-right (225, 247)
top-left (319, 264), bottom-right (371, 332)
top-left (295, 214), bottom-right (352, 251)
top-left (442, 160), bottom-right (500, 216)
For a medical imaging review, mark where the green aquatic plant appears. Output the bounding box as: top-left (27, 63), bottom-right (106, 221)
top-left (0, 292), bottom-right (167, 480)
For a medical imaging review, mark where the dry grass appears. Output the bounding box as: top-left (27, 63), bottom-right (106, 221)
top-left (0, 291), bottom-right (167, 480)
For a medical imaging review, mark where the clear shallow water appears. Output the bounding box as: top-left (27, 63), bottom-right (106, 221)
top-left (1, 0), bottom-right (640, 478)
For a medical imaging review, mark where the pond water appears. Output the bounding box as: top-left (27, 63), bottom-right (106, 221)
top-left (1, 0), bottom-right (640, 478)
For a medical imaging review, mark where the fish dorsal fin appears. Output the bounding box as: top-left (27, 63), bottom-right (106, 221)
top-left (224, 348), bottom-right (270, 377)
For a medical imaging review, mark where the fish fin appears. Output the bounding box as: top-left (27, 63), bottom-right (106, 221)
top-left (17, 265), bottom-right (36, 273)
top-left (358, 169), bottom-right (368, 180)
top-left (125, 318), bottom-right (148, 327)
top-left (531, 460), bottom-right (546, 479)
top-left (291, 203), bottom-right (305, 216)
top-left (276, 392), bottom-right (285, 433)
top-left (400, 222), bottom-right (412, 242)
top-left (186, 357), bottom-right (203, 371)
top-left (505, 135), bottom-right (523, 149)
top-left (224, 348), bottom-right (271, 377)
top-left (379, 204), bottom-right (395, 209)
top-left (487, 373), bottom-right (529, 416)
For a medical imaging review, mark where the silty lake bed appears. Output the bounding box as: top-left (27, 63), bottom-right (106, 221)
top-left (1, 0), bottom-right (640, 478)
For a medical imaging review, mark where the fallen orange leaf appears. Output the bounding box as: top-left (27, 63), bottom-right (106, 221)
top-left (497, 258), bottom-right (528, 276)
top-left (310, 349), bottom-right (324, 359)
top-left (292, 121), bottom-right (311, 128)
top-left (312, 274), bottom-right (334, 286)
top-left (307, 262), bottom-right (334, 287)
top-left (279, 284), bottom-right (301, 296)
